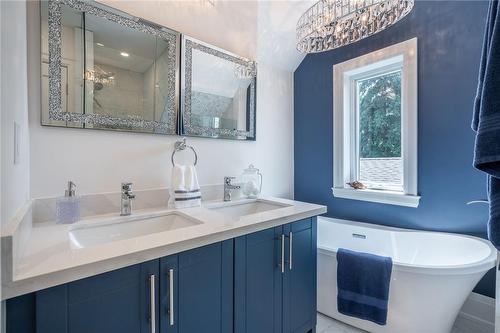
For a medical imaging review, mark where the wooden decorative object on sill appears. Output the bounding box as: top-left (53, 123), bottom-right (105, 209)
top-left (346, 181), bottom-right (367, 190)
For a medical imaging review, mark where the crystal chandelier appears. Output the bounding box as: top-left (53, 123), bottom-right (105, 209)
top-left (84, 66), bottom-right (115, 87)
top-left (296, 0), bottom-right (414, 53)
top-left (234, 61), bottom-right (257, 80)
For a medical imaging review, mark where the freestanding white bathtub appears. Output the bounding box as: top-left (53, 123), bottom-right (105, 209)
top-left (317, 217), bottom-right (496, 333)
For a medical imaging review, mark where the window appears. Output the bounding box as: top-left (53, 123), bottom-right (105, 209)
top-left (332, 38), bottom-right (419, 207)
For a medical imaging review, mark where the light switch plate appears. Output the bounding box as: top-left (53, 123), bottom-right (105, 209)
top-left (14, 121), bottom-right (21, 165)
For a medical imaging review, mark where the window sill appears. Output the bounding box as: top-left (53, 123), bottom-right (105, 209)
top-left (331, 187), bottom-right (420, 208)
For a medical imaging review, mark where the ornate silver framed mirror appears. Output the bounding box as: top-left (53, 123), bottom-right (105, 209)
top-left (41, 0), bottom-right (180, 135)
top-left (180, 36), bottom-right (257, 140)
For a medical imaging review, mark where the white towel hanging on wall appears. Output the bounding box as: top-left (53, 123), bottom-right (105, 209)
top-left (169, 164), bottom-right (201, 209)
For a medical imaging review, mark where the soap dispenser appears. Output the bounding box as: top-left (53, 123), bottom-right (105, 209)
top-left (56, 181), bottom-right (81, 224)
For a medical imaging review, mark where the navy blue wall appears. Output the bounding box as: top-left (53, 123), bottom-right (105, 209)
top-left (294, 1), bottom-right (495, 297)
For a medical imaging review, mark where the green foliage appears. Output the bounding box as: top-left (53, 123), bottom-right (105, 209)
top-left (358, 71), bottom-right (401, 158)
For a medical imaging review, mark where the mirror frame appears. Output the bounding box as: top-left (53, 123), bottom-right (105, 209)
top-left (180, 36), bottom-right (257, 140)
top-left (45, 0), bottom-right (180, 134)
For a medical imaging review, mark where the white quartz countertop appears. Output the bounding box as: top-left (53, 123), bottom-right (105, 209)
top-left (2, 197), bottom-right (326, 299)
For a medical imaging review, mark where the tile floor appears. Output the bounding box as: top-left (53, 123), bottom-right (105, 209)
top-left (316, 313), bottom-right (479, 333)
top-left (317, 313), bottom-right (367, 333)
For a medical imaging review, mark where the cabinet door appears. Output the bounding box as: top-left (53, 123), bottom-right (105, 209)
top-left (160, 254), bottom-right (178, 333)
top-left (160, 240), bottom-right (233, 333)
top-left (36, 260), bottom-right (159, 333)
top-left (6, 293), bottom-right (36, 333)
top-left (234, 226), bottom-right (283, 333)
top-left (283, 218), bottom-right (317, 333)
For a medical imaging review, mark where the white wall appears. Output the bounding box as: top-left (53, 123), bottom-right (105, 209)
top-left (0, 0), bottom-right (3, 324)
top-left (255, 63), bottom-right (294, 199)
top-left (1, 0), bottom-right (30, 226)
top-left (27, 1), bottom-right (294, 199)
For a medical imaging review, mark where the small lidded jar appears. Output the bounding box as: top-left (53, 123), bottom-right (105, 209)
top-left (241, 164), bottom-right (263, 199)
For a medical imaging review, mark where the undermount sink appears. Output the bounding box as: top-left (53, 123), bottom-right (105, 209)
top-left (208, 200), bottom-right (290, 218)
top-left (69, 212), bottom-right (202, 248)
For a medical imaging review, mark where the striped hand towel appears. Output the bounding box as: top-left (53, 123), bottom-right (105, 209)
top-left (169, 165), bottom-right (201, 209)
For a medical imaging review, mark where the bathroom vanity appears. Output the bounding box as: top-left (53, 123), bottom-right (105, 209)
top-left (3, 197), bottom-right (326, 333)
top-left (13, 2), bottom-right (321, 331)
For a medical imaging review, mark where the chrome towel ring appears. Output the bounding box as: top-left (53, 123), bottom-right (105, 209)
top-left (171, 138), bottom-right (198, 166)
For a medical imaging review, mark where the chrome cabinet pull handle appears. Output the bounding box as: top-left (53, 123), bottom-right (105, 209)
top-left (168, 268), bottom-right (175, 326)
top-left (289, 232), bottom-right (293, 270)
top-left (149, 275), bottom-right (156, 333)
top-left (280, 234), bottom-right (285, 274)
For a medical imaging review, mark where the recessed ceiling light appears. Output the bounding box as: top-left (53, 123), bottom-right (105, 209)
top-left (96, 42), bottom-right (104, 47)
top-left (120, 52), bottom-right (129, 57)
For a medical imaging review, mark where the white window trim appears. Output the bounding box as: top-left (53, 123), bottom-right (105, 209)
top-left (332, 38), bottom-right (420, 208)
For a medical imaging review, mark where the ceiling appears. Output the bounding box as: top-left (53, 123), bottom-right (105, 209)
top-left (97, 0), bottom-right (316, 72)
top-left (256, 0), bottom-right (316, 72)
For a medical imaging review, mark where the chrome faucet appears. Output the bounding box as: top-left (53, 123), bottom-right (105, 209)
top-left (224, 177), bottom-right (241, 202)
top-left (121, 182), bottom-right (136, 216)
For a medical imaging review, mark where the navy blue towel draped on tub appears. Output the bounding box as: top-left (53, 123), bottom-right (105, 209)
top-left (336, 248), bottom-right (393, 325)
top-left (473, 0), bottom-right (500, 250)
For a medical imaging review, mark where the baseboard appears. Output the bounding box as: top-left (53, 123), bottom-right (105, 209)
top-left (456, 292), bottom-right (495, 333)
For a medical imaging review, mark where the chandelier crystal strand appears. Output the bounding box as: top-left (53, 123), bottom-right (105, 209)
top-left (234, 61), bottom-right (257, 79)
top-left (296, 0), bottom-right (414, 53)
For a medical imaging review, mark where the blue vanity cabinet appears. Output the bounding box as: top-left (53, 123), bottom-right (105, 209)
top-left (234, 217), bottom-right (317, 333)
top-left (160, 240), bottom-right (234, 333)
top-left (283, 218), bottom-right (317, 333)
top-left (7, 218), bottom-right (318, 333)
top-left (36, 259), bottom-right (159, 333)
top-left (160, 254), bottom-right (178, 333)
top-left (6, 293), bottom-right (36, 333)
top-left (234, 225), bottom-right (284, 333)
top-left (33, 241), bottom-right (233, 333)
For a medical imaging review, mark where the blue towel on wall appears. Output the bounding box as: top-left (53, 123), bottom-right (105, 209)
top-left (473, 0), bottom-right (500, 250)
top-left (336, 248), bottom-right (392, 325)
